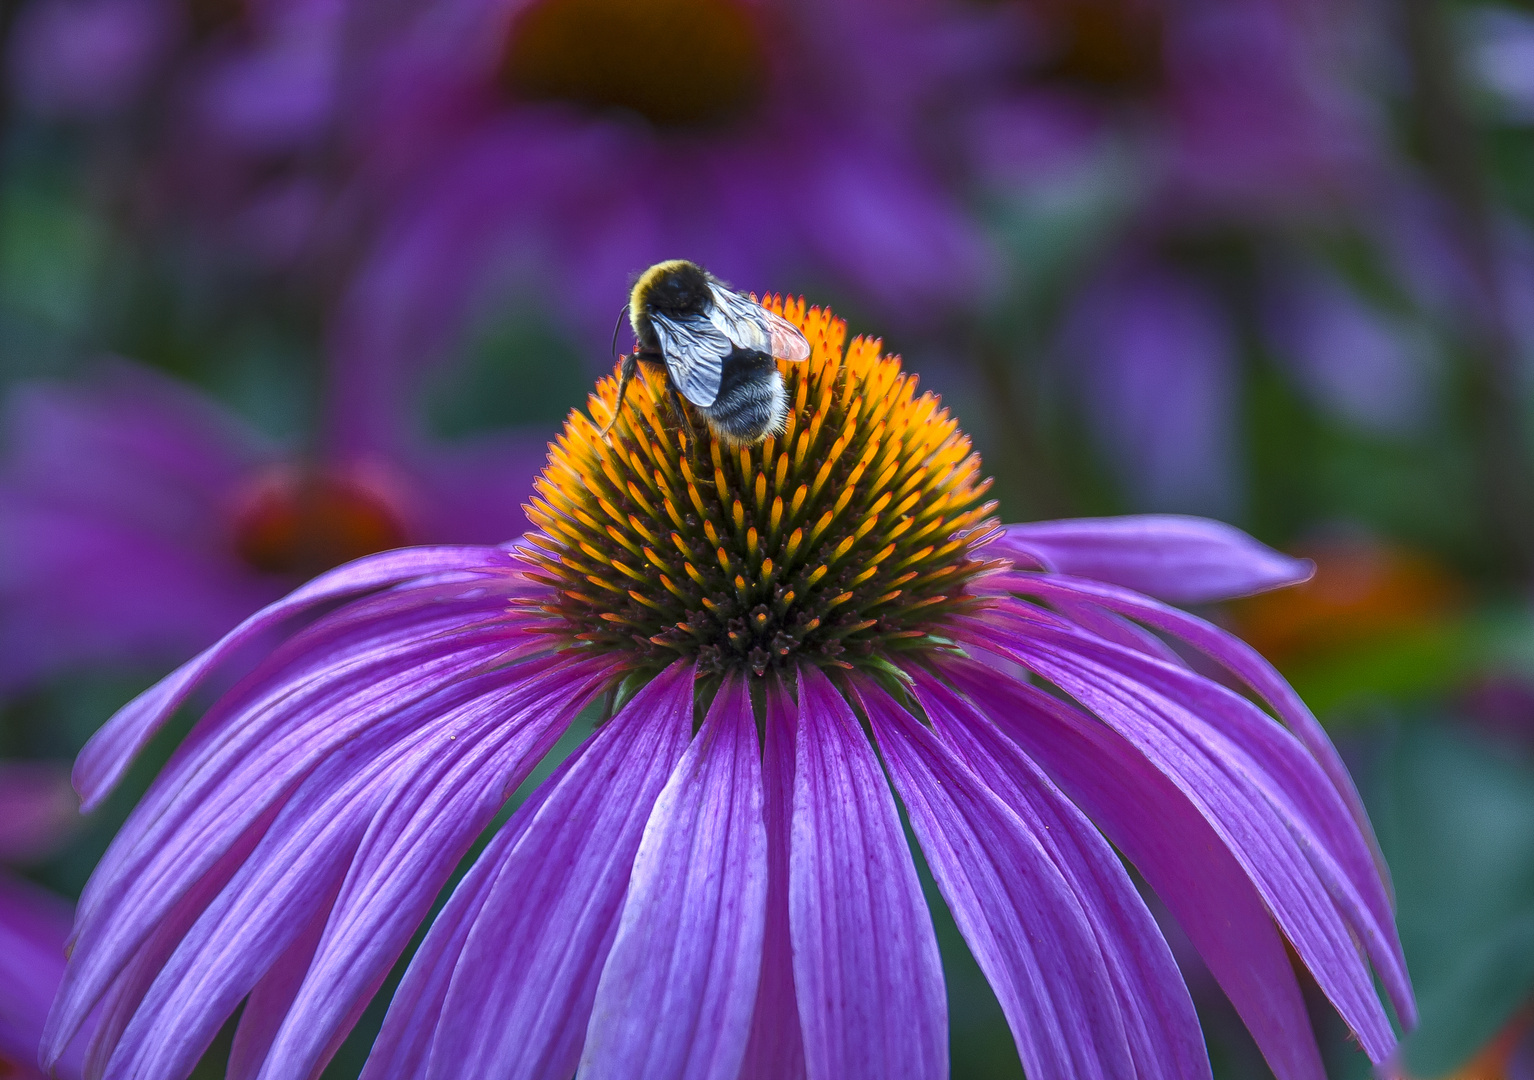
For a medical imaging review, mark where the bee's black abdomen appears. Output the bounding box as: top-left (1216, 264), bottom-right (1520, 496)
top-left (698, 348), bottom-right (786, 445)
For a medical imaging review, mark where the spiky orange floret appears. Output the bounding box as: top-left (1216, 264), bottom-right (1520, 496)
top-left (521, 297), bottom-right (1002, 678)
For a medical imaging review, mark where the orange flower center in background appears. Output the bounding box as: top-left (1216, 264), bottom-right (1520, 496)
top-left (499, 0), bottom-right (766, 130)
top-left (1032, 0), bottom-right (1165, 97)
top-left (522, 298), bottom-right (1001, 679)
top-left (231, 465), bottom-right (409, 579)
top-left (1230, 538), bottom-right (1465, 669)
top-left (186, 0), bottom-right (247, 40)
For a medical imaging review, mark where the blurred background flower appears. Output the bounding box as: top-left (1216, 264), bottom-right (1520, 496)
top-left (5, 0), bottom-right (1534, 1074)
top-left (0, 762), bottom-right (86, 1080)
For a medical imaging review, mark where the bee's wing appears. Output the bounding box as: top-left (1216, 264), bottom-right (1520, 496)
top-left (709, 284), bottom-right (811, 362)
top-left (761, 308), bottom-right (810, 361)
top-left (650, 310), bottom-right (729, 408)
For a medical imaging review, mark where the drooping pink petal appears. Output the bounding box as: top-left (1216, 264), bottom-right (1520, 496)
top-left (581, 675), bottom-right (767, 1080)
top-left (790, 665), bottom-right (946, 1080)
top-left (85, 582), bottom-right (536, 884)
top-left (940, 657), bottom-right (1328, 1080)
top-left (76, 622), bottom-right (516, 948)
top-left (63, 808), bottom-right (278, 1079)
top-left (857, 679), bottom-right (1136, 1080)
top-left (966, 597), bottom-right (1413, 1028)
top-left (739, 677), bottom-right (807, 1080)
top-left (92, 705), bottom-right (462, 1078)
top-left (953, 617), bottom-right (1397, 1063)
top-left (993, 516), bottom-right (1312, 604)
top-left (225, 894), bottom-right (334, 1080)
top-left (985, 569), bottom-right (1385, 882)
top-left (420, 660), bottom-right (697, 1080)
top-left (908, 669), bottom-right (1210, 1080)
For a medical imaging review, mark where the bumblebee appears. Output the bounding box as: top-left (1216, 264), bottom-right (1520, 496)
top-left (602, 260), bottom-right (811, 447)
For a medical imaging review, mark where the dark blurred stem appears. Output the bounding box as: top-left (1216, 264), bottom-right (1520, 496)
top-left (0, 0), bottom-right (20, 153)
top-left (975, 337), bottom-right (1073, 522)
top-left (1401, 0), bottom-right (1534, 583)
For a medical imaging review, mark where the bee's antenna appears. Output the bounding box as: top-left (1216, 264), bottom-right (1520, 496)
top-left (610, 305), bottom-right (628, 365)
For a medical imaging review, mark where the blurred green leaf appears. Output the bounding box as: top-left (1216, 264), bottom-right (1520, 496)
top-left (1370, 723), bottom-right (1534, 1076)
top-left (1285, 621), bottom-right (1480, 720)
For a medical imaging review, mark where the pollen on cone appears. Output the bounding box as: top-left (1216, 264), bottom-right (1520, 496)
top-left (522, 298), bottom-right (1002, 677)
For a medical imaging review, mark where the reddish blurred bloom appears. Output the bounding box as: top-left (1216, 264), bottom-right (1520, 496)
top-left (0, 361), bottom-right (546, 691)
top-left (1229, 536), bottom-right (1465, 670)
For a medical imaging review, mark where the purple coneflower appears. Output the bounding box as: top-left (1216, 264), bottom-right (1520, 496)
top-left (46, 299), bottom-right (1413, 1080)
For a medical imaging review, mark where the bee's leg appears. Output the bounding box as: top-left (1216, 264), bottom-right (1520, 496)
top-left (597, 352), bottom-right (639, 441)
top-left (665, 382), bottom-right (700, 451)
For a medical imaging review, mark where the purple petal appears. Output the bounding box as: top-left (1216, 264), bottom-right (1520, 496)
top-left (739, 678), bottom-right (807, 1080)
top-left (986, 571), bottom-right (1391, 907)
top-left (954, 615), bottom-right (1399, 1061)
top-left (992, 516), bottom-right (1313, 604)
top-left (225, 899), bottom-right (331, 1080)
top-left (983, 604), bottom-right (1410, 1020)
top-left (908, 670), bottom-right (1210, 1080)
top-left (79, 614), bottom-right (515, 935)
top-left (58, 625), bottom-right (526, 1048)
top-left (581, 675), bottom-right (767, 1080)
top-left (858, 680), bottom-right (1136, 1080)
top-left (790, 665), bottom-right (946, 1080)
top-left (66, 818), bottom-right (273, 1079)
top-left (251, 659), bottom-right (608, 1080)
top-left (69, 576), bottom-right (552, 923)
top-left (420, 660), bottom-right (697, 1080)
top-left (86, 676), bottom-right (520, 1080)
top-left (72, 544), bottom-right (520, 809)
top-left (361, 758), bottom-right (574, 1080)
top-left (940, 658), bottom-right (1328, 1080)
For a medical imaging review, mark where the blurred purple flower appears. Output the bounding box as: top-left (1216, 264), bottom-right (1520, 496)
top-left (6, 0), bottom-right (176, 118)
top-left (327, 0), bottom-right (992, 381)
top-left (7, 0), bottom-right (355, 277)
top-left (0, 763), bottom-right (86, 1080)
top-left (1263, 263), bottom-right (1437, 436)
top-left (1058, 246), bottom-right (1438, 511)
top-left (0, 875), bottom-right (76, 1080)
top-left (0, 361), bottom-right (547, 691)
top-left (1061, 258), bottom-right (1241, 515)
top-left (1466, 5), bottom-right (1534, 125)
top-left (963, 0), bottom-right (1379, 215)
top-left (43, 326), bottom-right (1411, 1080)
top-left (958, 0), bottom-right (1423, 510)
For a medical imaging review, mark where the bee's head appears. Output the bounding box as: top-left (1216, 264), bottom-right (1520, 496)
top-left (634, 260), bottom-right (713, 316)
